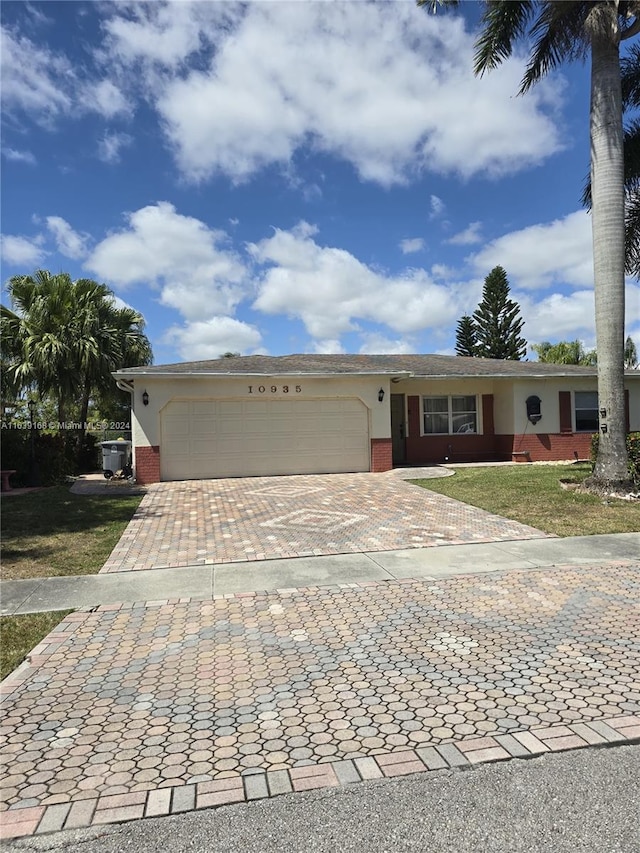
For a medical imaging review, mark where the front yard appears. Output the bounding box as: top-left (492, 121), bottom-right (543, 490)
top-left (1, 486), bottom-right (142, 580)
top-left (415, 463), bottom-right (640, 537)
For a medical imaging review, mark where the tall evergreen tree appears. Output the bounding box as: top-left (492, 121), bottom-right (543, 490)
top-left (473, 266), bottom-right (526, 360)
top-left (455, 315), bottom-right (478, 357)
top-left (624, 335), bottom-right (639, 368)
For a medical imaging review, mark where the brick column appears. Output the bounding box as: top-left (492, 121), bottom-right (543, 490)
top-left (135, 446), bottom-right (160, 485)
top-left (370, 438), bottom-right (393, 472)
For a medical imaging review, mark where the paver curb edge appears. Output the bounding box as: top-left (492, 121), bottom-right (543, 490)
top-left (2, 717), bottom-right (638, 841)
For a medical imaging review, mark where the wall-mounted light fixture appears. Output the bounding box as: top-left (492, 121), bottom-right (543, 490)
top-left (142, 390), bottom-right (149, 406)
top-left (600, 408), bottom-right (607, 419)
top-left (378, 388), bottom-right (385, 403)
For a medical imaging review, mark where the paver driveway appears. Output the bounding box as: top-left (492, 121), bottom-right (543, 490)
top-left (2, 562), bottom-right (639, 839)
top-left (101, 472), bottom-right (550, 573)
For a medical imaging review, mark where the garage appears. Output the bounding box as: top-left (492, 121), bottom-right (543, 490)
top-left (160, 397), bottom-right (370, 480)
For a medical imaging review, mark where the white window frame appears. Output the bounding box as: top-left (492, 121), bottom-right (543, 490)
top-left (422, 395), bottom-right (479, 436)
top-left (574, 390), bottom-right (599, 433)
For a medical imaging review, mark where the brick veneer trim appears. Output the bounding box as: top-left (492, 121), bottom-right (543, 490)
top-left (134, 446), bottom-right (160, 485)
top-left (371, 438), bottom-right (393, 472)
top-left (508, 432), bottom-right (593, 462)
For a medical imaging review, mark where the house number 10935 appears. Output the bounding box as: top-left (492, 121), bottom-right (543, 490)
top-left (248, 385), bottom-right (302, 394)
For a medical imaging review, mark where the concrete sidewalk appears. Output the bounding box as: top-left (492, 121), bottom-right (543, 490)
top-left (2, 533), bottom-right (638, 615)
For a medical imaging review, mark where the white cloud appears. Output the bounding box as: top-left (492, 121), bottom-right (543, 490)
top-left (2, 147), bottom-right (36, 165)
top-left (98, 132), bottom-right (133, 164)
top-left (429, 195), bottom-right (446, 219)
top-left (101, 2), bottom-right (240, 70)
top-left (447, 221), bottom-right (483, 246)
top-left (312, 339), bottom-right (346, 355)
top-left (0, 234), bottom-right (46, 266)
top-left (520, 290), bottom-right (596, 340)
top-left (250, 221), bottom-right (471, 343)
top-left (165, 316), bottom-right (262, 361)
top-left (85, 202), bottom-right (248, 320)
top-left (4, 4), bottom-right (565, 186)
top-left (358, 333), bottom-right (415, 355)
top-left (81, 80), bottom-right (131, 119)
top-left (1, 26), bottom-right (128, 128)
top-left (431, 263), bottom-right (458, 281)
top-left (400, 238), bottom-right (425, 255)
top-left (0, 25), bottom-right (74, 122)
top-left (107, 3), bottom-right (565, 185)
top-left (46, 216), bottom-right (90, 260)
top-left (520, 283), bottom-right (640, 342)
top-left (471, 210), bottom-right (593, 290)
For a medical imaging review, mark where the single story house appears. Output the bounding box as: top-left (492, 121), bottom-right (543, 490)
top-left (113, 354), bottom-right (640, 485)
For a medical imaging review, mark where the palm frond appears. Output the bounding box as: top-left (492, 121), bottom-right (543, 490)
top-left (520, 1), bottom-right (590, 93)
top-left (621, 42), bottom-right (640, 108)
top-left (625, 189), bottom-right (640, 276)
top-left (474, 1), bottom-right (535, 76)
top-left (416, 0), bottom-right (459, 12)
top-left (622, 119), bottom-right (640, 190)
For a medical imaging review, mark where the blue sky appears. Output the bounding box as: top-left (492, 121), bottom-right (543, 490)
top-left (2, 0), bottom-right (639, 365)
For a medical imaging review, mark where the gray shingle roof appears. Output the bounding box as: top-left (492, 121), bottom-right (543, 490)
top-left (113, 353), bottom-right (638, 379)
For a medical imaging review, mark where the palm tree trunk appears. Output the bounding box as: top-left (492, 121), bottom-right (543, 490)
top-left (588, 19), bottom-right (631, 490)
top-left (76, 378), bottom-right (91, 470)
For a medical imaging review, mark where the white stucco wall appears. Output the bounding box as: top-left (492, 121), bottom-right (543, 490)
top-left (511, 376), bottom-right (640, 434)
top-left (127, 372), bottom-right (640, 448)
top-left (388, 375), bottom-right (640, 436)
top-left (130, 375), bottom-right (391, 448)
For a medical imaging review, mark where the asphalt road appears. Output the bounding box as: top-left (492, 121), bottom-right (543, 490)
top-left (6, 745), bottom-right (639, 853)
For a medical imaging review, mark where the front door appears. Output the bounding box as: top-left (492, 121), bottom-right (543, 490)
top-left (390, 393), bottom-right (406, 464)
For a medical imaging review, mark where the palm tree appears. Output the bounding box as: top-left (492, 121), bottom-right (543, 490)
top-left (421, 0), bottom-right (639, 490)
top-left (73, 284), bottom-right (152, 465)
top-left (583, 42), bottom-right (640, 278)
top-left (532, 339), bottom-right (598, 365)
top-left (2, 271), bottom-right (82, 426)
top-left (2, 270), bottom-right (152, 467)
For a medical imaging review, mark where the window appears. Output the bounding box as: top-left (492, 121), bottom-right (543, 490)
top-left (423, 395), bottom-right (477, 434)
top-left (574, 391), bottom-right (598, 432)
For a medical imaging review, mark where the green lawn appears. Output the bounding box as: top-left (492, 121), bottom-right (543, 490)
top-left (1, 485), bottom-right (142, 580)
top-left (1, 485), bottom-right (142, 680)
top-left (0, 611), bottom-right (73, 682)
top-left (414, 463), bottom-right (640, 537)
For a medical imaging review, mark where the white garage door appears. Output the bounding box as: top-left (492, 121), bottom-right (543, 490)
top-left (160, 398), bottom-right (370, 481)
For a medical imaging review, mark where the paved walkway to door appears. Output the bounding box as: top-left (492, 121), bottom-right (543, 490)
top-left (100, 473), bottom-right (551, 573)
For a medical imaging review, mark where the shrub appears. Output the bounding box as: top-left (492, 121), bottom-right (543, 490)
top-left (591, 432), bottom-right (640, 486)
top-left (78, 433), bottom-right (100, 473)
top-left (0, 430), bottom-right (75, 486)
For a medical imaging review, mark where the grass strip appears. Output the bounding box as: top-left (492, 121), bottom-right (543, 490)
top-left (0, 610), bottom-right (73, 681)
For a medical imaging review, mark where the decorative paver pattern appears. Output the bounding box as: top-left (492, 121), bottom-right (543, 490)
top-left (1, 562), bottom-right (639, 839)
top-left (100, 473), bottom-right (550, 572)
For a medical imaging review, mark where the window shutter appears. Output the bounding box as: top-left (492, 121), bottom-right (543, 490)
top-left (482, 395), bottom-right (494, 435)
top-left (625, 389), bottom-right (630, 433)
top-left (559, 391), bottom-right (572, 433)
